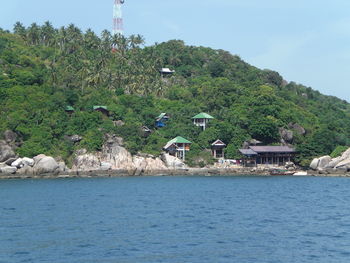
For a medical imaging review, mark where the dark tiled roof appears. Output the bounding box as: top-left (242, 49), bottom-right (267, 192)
top-left (239, 149), bottom-right (258, 155)
top-left (249, 146), bottom-right (296, 153)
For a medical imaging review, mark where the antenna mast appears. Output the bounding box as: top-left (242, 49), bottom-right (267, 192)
top-left (113, 0), bottom-right (125, 35)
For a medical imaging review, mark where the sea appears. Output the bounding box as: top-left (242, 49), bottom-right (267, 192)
top-left (0, 176), bottom-right (350, 263)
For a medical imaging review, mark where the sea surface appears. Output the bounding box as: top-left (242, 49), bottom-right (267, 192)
top-left (0, 176), bottom-right (350, 263)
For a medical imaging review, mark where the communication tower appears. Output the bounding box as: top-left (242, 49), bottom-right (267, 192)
top-left (113, 0), bottom-right (125, 35)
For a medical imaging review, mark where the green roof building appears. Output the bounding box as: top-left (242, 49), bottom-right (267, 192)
top-left (163, 136), bottom-right (192, 161)
top-left (192, 112), bottom-right (214, 131)
top-left (65, 106), bottom-right (75, 113)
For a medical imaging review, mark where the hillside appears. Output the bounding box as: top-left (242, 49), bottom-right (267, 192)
top-left (1, 22), bottom-right (350, 167)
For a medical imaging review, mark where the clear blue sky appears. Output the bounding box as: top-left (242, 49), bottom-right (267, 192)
top-left (1, 0), bottom-right (350, 102)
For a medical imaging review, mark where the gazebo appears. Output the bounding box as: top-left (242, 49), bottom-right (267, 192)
top-left (192, 112), bottom-right (214, 131)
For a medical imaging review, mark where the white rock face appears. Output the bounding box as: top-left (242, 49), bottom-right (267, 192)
top-left (100, 162), bottom-right (112, 171)
top-left (310, 158), bottom-right (320, 170)
top-left (72, 135), bottom-right (169, 172)
top-left (161, 153), bottom-right (186, 169)
top-left (317, 156), bottom-right (332, 170)
top-left (72, 150), bottom-right (100, 171)
top-left (326, 157), bottom-right (342, 168)
top-left (11, 158), bottom-right (23, 168)
top-left (22, 157), bottom-right (34, 167)
top-left (0, 166), bottom-right (17, 174)
top-left (335, 159), bottom-right (350, 169)
top-left (311, 147), bottom-right (350, 172)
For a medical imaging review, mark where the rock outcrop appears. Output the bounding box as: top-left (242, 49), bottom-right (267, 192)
top-left (0, 140), bottom-right (16, 163)
top-left (33, 155), bottom-right (60, 175)
top-left (161, 153), bottom-right (187, 169)
top-left (72, 135), bottom-right (169, 173)
top-left (279, 128), bottom-right (294, 143)
top-left (310, 148), bottom-right (350, 173)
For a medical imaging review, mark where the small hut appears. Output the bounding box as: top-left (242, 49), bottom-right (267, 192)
top-left (159, 68), bottom-right (175, 78)
top-left (192, 112), bottom-right (214, 131)
top-left (93, 106), bottom-right (109, 116)
top-left (155, 113), bottom-right (170, 128)
top-left (141, 126), bottom-right (152, 137)
top-left (163, 136), bottom-right (192, 161)
top-left (211, 140), bottom-right (226, 159)
top-left (65, 106), bottom-right (75, 114)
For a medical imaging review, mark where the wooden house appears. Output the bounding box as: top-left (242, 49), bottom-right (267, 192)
top-left (211, 139), bottom-right (226, 159)
top-left (155, 113), bottom-right (170, 128)
top-left (192, 112), bottom-right (214, 131)
top-left (239, 146), bottom-right (296, 167)
top-left (163, 136), bottom-right (192, 161)
top-left (93, 106), bottom-right (109, 116)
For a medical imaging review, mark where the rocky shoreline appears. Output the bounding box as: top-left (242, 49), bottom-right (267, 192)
top-left (0, 167), bottom-right (349, 180)
top-left (1, 131), bottom-right (350, 180)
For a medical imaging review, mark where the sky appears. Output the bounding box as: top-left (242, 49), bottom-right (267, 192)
top-left (1, 0), bottom-right (350, 102)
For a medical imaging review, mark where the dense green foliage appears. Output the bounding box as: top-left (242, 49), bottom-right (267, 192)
top-left (1, 22), bottom-right (350, 166)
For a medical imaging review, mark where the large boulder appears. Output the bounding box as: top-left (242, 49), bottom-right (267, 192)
top-left (33, 155), bottom-right (59, 175)
top-left (310, 158), bottom-right (320, 170)
top-left (22, 157), bottom-right (34, 167)
top-left (318, 156), bottom-right (332, 169)
top-left (99, 135), bottom-right (134, 170)
top-left (0, 166), bottom-right (17, 174)
top-left (161, 153), bottom-right (186, 169)
top-left (11, 158), bottom-right (24, 168)
top-left (326, 156), bottom-right (342, 168)
top-left (335, 159), bottom-right (350, 170)
top-left (3, 130), bottom-right (17, 144)
top-left (279, 128), bottom-right (294, 143)
top-left (0, 140), bottom-right (16, 162)
top-left (16, 165), bottom-right (35, 175)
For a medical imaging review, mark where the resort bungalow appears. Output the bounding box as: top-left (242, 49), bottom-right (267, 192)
top-left (159, 68), bottom-right (175, 77)
top-left (65, 106), bottom-right (75, 114)
top-left (192, 112), bottom-right (214, 131)
top-left (239, 146), bottom-right (296, 167)
top-left (93, 106), bottom-right (109, 116)
top-left (211, 140), bottom-right (226, 159)
top-left (155, 113), bottom-right (170, 128)
top-left (163, 136), bottom-right (192, 161)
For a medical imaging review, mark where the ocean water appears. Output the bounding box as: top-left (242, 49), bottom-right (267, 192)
top-left (0, 176), bottom-right (350, 263)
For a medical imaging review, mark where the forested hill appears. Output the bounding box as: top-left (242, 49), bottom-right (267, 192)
top-left (1, 22), bottom-right (350, 166)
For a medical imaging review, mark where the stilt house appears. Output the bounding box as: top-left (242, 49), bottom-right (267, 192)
top-left (163, 136), bottom-right (192, 161)
top-left (192, 113), bottom-right (214, 131)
